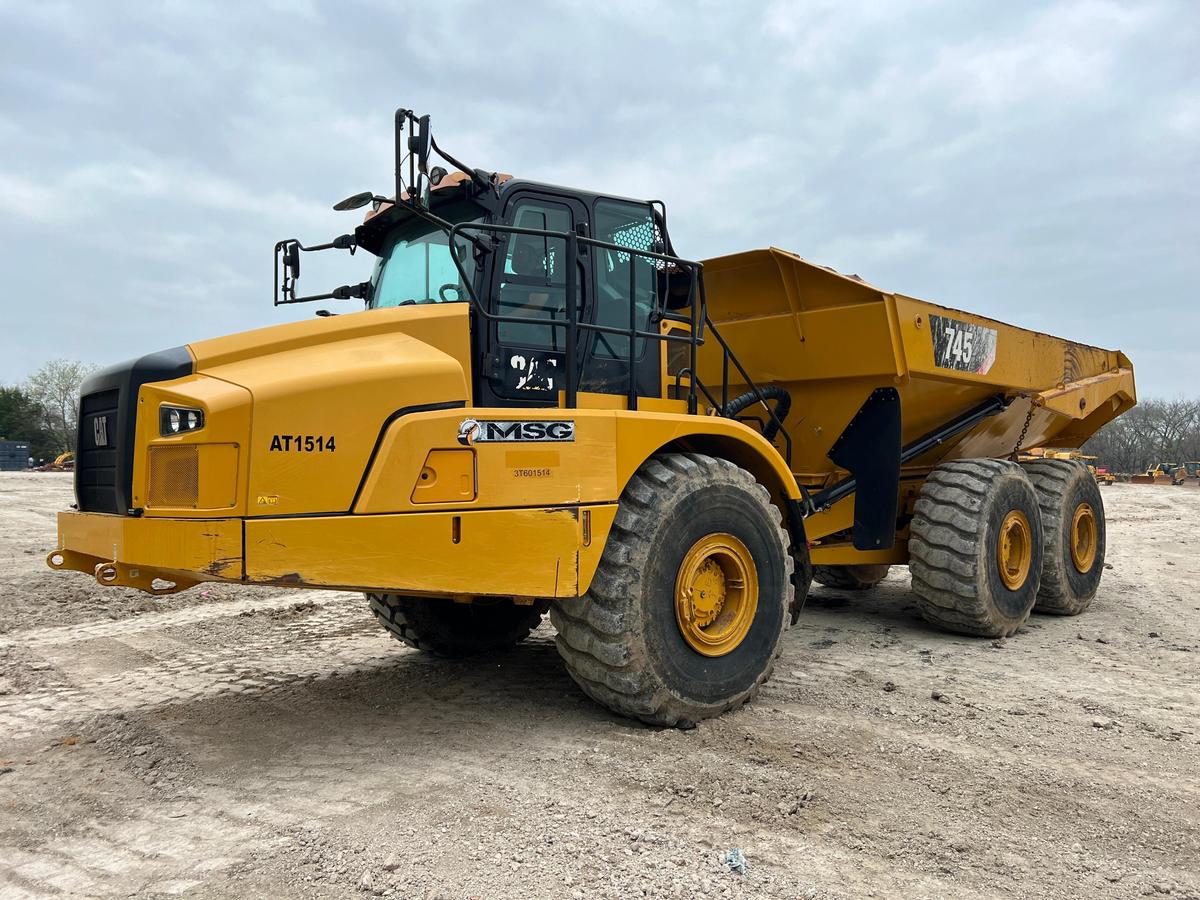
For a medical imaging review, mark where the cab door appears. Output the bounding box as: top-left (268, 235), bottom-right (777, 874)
top-left (476, 191), bottom-right (588, 408)
top-left (578, 198), bottom-right (664, 403)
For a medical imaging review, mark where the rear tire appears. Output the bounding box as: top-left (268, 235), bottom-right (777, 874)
top-left (909, 459), bottom-right (1043, 638)
top-left (1021, 459), bottom-right (1106, 615)
top-left (812, 564), bottom-right (891, 591)
top-left (550, 453), bottom-right (793, 727)
top-left (366, 593), bottom-right (548, 658)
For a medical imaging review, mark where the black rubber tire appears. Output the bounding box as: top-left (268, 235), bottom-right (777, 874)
top-left (791, 543), bottom-right (814, 625)
top-left (1021, 459), bottom-right (1106, 615)
top-left (812, 564), bottom-right (891, 591)
top-left (909, 459), bottom-right (1043, 638)
top-left (550, 453), bottom-right (794, 727)
top-left (366, 593), bottom-right (548, 658)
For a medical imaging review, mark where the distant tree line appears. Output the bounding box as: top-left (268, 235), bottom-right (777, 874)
top-left (0, 360), bottom-right (95, 463)
top-left (1082, 398), bottom-right (1200, 474)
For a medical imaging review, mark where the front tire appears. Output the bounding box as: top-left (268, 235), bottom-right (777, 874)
top-left (367, 593), bottom-right (548, 657)
top-left (550, 453), bottom-right (794, 727)
top-left (909, 459), bottom-right (1043, 638)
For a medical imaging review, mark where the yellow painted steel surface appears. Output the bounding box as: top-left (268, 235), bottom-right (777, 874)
top-left (699, 248), bottom-right (1136, 488)
top-left (188, 303), bottom-right (470, 517)
top-left (133, 374), bottom-right (251, 516)
top-left (51, 241), bottom-right (1139, 595)
top-left (244, 505), bottom-right (617, 598)
top-left (673, 532), bottom-right (759, 657)
top-left (53, 511), bottom-right (242, 581)
top-left (50, 285), bottom-right (793, 597)
top-left (52, 504), bottom-right (620, 600)
top-left (411, 449), bottom-right (476, 504)
top-left (353, 406), bottom-right (800, 515)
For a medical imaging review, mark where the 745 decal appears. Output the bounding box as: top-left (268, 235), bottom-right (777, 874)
top-left (270, 434), bottom-right (337, 452)
top-left (929, 314), bottom-right (997, 375)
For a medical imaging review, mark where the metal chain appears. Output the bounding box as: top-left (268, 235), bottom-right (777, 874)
top-left (1009, 399), bottom-right (1035, 461)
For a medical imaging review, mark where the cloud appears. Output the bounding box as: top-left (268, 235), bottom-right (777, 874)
top-left (0, 0), bottom-right (1196, 398)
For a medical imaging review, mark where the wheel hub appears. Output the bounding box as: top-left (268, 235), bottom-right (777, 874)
top-left (996, 509), bottom-right (1032, 590)
top-left (675, 533), bottom-right (758, 657)
top-left (1070, 502), bottom-right (1097, 573)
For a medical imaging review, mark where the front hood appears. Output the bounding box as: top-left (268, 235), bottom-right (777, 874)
top-left (187, 304), bottom-right (471, 516)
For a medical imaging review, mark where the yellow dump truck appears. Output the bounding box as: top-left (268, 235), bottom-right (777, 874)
top-left (49, 109), bottom-right (1136, 726)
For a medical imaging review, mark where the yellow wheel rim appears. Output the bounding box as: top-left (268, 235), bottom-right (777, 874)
top-left (997, 510), bottom-right (1032, 590)
top-left (1070, 503), bottom-right (1097, 573)
top-left (674, 533), bottom-right (758, 657)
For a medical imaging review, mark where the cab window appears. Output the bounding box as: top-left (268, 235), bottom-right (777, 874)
top-left (496, 199), bottom-right (573, 349)
top-left (591, 200), bottom-right (659, 359)
top-left (371, 204), bottom-right (481, 308)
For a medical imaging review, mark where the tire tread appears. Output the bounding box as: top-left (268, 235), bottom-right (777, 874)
top-left (550, 452), bottom-right (794, 727)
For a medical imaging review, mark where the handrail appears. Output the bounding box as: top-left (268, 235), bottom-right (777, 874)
top-left (702, 304), bottom-right (794, 465)
top-left (443, 219), bottom-right (792, 463)
top-left (446, 221), bottom-right (705, 411)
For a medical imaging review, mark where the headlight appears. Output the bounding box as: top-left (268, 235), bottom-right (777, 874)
top-left (160, 405), bottom-right (205, 436)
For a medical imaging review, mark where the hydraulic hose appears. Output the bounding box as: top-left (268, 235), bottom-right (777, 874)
top-left (721, 385), bottom-right (792, 443)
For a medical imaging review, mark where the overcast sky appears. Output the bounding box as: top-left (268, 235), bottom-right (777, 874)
top-left (1, 0), bottom-right (1196, 397)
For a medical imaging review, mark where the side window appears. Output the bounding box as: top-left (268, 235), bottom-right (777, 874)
top-left (592, 200), bottom-right (660, 359)
top-left (497, 200), bottom-right (573, 350)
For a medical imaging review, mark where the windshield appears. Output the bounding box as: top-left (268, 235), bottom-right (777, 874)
top-left (370, 204), bottom-right (482, 309)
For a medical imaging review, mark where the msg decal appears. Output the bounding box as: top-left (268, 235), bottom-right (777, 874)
top-left (930, 314), bottom-right (997, 375)
top-left (457, 419), bottom-right (575, 445)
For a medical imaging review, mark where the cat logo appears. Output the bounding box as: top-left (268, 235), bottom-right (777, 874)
top-left (457, 419), bottom-right (575, 445)
top-left (93, 415), bottom-right (109, 448)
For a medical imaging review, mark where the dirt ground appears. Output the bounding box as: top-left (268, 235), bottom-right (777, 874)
top-left (0, 472), bottom-right (1197, 899)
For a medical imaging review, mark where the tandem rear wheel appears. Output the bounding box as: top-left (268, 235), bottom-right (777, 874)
top-left (909, 457), bottom-right (1108, 638)
top-left (909, 459), bottom-right (1045, 638)
top-left (1021, 458), bottom-right (1107, 615)
top-left (550, 453), bottom-right (800, 728)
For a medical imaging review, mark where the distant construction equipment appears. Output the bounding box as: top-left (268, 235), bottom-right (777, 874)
top-left (1021, 448), bottom-right (1112, 485)
top-left (1131, 462), bottom-right (1182, 486)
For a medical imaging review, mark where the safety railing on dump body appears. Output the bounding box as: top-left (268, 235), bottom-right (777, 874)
top-left (446, 221), bottom-right (792, 466)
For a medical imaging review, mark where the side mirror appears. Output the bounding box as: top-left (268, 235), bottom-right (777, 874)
top-left (283, 242), bottom-right (301, 281)
top-left (333, 191), bottom-right (375, 211)
top-left (409, 114), bottom-right (431, 174)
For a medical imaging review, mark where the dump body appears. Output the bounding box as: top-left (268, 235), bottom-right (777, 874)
top-left (697, 248), bottom-right (1136, 490)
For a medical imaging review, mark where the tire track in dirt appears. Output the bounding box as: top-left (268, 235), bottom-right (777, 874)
top-left (0, 594), bottom-right (399, 739)
top-left (0, 590), bottom-right (343, 649)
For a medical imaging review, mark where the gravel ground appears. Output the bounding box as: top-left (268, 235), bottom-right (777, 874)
top-left (1, 472), bottom-right (1197, 899)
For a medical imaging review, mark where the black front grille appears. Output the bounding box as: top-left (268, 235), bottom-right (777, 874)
top-left (77, 389), bottom-right (120, 513)
top-left (73, 346), bottom-right (193, 515)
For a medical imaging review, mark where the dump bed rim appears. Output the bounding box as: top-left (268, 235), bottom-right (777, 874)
top-left (700, 246), bottom-right (1124, 358)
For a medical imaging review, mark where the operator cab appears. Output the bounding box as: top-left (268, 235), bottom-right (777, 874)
top-left (354, 174), bottom-right (679, 409)
top-left (272, 108), bottom-right (789, 459)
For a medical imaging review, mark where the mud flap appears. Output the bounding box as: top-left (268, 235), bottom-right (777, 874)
top-left (827, 388), bottom-right (902, 550)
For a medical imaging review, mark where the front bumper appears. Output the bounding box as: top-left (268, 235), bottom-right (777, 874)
top-left (49, 504), bottom-right (617, 598)
top-left (48, 511), bottom-right (242, 594)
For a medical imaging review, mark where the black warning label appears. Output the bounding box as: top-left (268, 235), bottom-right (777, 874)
top-left (929, 314), bottom-right (997, 375)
